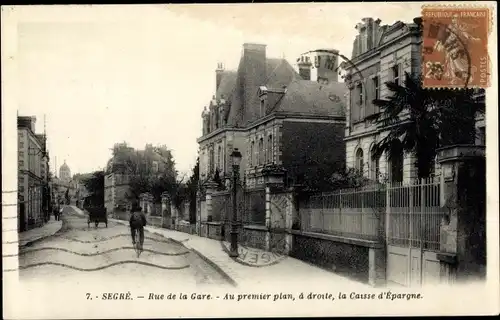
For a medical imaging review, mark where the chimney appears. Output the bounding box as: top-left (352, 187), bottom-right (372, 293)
top-left (215, 63), bottom-right (225, 94)
top-left (30, 116), bottom-right (37, 132)
top-left (316, 49), bottom-right (339, 83)
top-left (297, 56), bottom-right (312, 80)
top-left (241, 43), bottom-right (267, 124)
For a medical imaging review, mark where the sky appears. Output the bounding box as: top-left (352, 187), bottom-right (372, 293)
top-left (14, 3), bottom-right (422, 177)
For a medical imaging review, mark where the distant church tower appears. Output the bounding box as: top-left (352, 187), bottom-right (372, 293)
top-left (59, 160), bottom-right (71, 182)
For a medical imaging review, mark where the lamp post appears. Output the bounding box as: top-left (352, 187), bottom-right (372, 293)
top-left (229, 148), bottom-right (242, 258)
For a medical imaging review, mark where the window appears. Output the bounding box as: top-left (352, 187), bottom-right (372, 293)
top-left (19, 141), bottom-right (24, 148)
top-left (267, 135), bottom-right (273, 163)
top-left (390, 141), bottom-right (404, 183)
top-left (209, 149), bottom-right (215, 174)
top-left (477, 127), bottom-right (486, 146)
top-left (371, 151), bottom-right (380, 181)
top-left (258, 138), bottom-right (264, 166)
top-left (373, 76), bottom-right (380, 100)
top-left (19, 160), bottom-right (24, 167)
top-left (152, 161), bottom-right (159, 173)
top-left (217, 146), bottom-right (223, 171)
top-left (19, 151), bottom-right (24, 157)
top-left (355, 148), bottom-right (364, 174)
top-left (357, 83), bottom-right (364, 105)
top-left (392, 64), bottom-right (400, 86)
top-left (250, 141), bottom-right (255, 166)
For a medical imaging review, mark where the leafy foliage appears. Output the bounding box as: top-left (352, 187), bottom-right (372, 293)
top-left (82, 170), bottom-right (105, 207)
top-left (369, 72), bottom-right (485, 179)
top-left (108, 142), bottom-right (179, 205)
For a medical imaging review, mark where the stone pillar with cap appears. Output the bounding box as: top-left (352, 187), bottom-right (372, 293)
top-left (263, 165), bottom-right (287, 251)
top-left (204, 180), bottom-right (218, 223)
top-left (161, 192), bottom-right (171, 228)
top-left (436, 145), bottom-right (486, 284)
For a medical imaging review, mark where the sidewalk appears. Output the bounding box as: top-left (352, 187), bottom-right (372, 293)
top-left (109, 217), bottom-right (371, 290)
top-left (19, 219), bottom-right (62, 248)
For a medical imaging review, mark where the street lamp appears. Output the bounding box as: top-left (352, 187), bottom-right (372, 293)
top-left (229, 148), bottom-right (242, 258)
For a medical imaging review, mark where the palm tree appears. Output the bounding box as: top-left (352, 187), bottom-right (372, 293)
top-left (369, 72), bottom-right (485, 179)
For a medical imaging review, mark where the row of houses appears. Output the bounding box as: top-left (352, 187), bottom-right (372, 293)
top-left (17, 114), bottom-right (82, 232)
top-left (17, 115), bottom-right (51, 232)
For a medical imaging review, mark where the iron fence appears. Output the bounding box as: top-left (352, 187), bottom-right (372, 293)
top-left (301, 178), bottom-right (444, 246)
top-left (301, 184), bottom-right (385, 241)
top-left (387, 178), bottom-right (444, 251)
top-left (243, 188), bottom-right (266, 225)
top-left (211, 192), bottom-right (231, 222)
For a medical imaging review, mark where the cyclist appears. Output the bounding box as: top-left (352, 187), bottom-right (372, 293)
top-left (129, 205), bottom-right (147, 251)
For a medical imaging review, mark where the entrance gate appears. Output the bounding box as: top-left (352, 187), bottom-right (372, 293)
top-left (386, 178), bottom-right (445, 287)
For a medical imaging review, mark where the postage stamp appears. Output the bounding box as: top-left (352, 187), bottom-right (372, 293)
top-left (422, 5), bottom-right (492, 88)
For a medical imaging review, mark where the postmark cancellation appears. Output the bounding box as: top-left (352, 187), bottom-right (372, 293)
top-left (422, 5), bottom-right (492, 89)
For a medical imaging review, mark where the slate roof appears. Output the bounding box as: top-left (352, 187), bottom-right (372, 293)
top-left (210, 46), bottom-right (346, 130)
top-left (224, 57), bottom-right (303, 127)
top-left (273, 80), bottom-right (346, 117)
top-left (215, 71), bottom-right (237, 100)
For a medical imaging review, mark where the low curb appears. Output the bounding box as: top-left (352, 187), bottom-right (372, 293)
top-left (167, 237), bottom-right (238, 288)
top-left (19, 221), bottom-right (63, 249)
top-left (109, 218), bottom-right (238, 287)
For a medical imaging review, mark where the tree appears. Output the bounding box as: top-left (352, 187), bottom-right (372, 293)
top-left (186, 158), bottom-right (200, 223)
top-left (82, 171), bottom-right (105, 207)
top-left (369, 72), bottom-right (485, 179)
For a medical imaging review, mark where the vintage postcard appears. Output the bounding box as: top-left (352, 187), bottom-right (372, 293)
top-left (2, 2), bottom-right (498, 318)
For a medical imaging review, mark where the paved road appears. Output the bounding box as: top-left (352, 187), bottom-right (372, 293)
top-left (18, 206), bottom-right (233, 289)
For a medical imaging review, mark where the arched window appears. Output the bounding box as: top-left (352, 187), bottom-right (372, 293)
top-left (355, 148), bottom-right (364, 174)
top-left (370, 149), bottom-right (380, 181)
top-left (390, 141), bottom-right (404, 183)
top-left (258, 138), bottom-right (264, 165)
top-left (267, 135), bottom-right (273, 163)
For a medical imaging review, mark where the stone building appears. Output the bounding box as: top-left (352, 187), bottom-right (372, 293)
top-left (198, 43), bottom-right (347, 189)
top-left (59, 160), bottom-right (71, 182)
top-left (341, 17), bottom-right (486, 183)
top-left (17, 116), bottom-right (49, 231)
top-left (104, 172), bottom-right (131, 213)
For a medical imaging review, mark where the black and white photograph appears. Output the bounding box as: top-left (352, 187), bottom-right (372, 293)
top-left (2, 2), bottom-right (498, 318)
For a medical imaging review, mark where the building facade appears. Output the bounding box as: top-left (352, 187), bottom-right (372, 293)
top-left (59, 160), bottom-right (71, 181)
top-left (198, 43), bottom-right (347, 190)
top-left (104, 173), bottom-right (131, 213)
top-left (18, 116), bottom-right (49, 231)
top-left (342, 17), bottom-right (486, 183)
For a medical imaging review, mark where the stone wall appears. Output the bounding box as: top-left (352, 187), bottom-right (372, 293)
top-left (291, 231), bottom-right (372, 283)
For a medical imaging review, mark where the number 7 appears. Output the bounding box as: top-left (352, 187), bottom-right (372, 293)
top-left (86, 293), bottom-right (91, 300)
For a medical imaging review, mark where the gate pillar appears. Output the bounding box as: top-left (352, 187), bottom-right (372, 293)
top-left (437, 145), bottom-right (486, 284)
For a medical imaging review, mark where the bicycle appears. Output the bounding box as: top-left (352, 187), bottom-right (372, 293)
top-left (134, 228), bottom-right (143, 258)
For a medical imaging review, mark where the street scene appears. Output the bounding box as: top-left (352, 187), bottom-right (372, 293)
top-left (18, 206), bottom-right (232, 288)
top-left (3, 3), bottom-right (495, 318)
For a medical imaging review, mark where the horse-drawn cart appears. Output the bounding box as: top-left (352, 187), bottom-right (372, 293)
top-left (86, 207), bottom-right (108, 228)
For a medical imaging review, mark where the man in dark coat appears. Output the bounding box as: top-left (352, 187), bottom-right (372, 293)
top-left (129, 204), bottom-right (147, 249)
